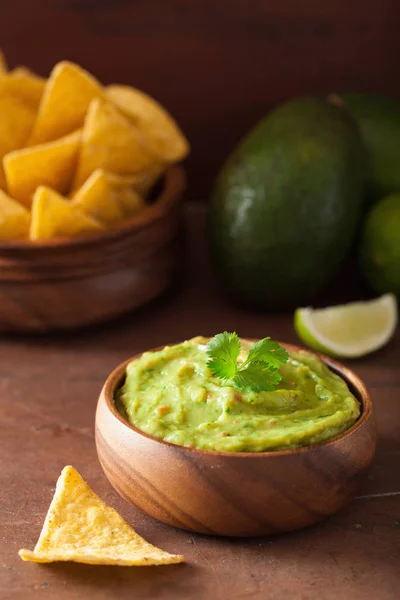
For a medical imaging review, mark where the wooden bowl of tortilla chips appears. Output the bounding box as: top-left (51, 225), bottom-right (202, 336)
top-left (0, 164), bottom-right (185, 332)
top-left (0, 56), bottom-right (188, 332)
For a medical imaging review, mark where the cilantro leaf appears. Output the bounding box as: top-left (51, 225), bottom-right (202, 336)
top-left (206, 331), bottom-right (241, 381)
top-left (232, 361), bottom-right (282, 393)
top-left (245, 337), bottom-right (289, 369)
top-left (206, 332), bottom-right (289, 392)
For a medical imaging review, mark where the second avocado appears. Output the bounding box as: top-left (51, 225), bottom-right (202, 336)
top-left (209, 97), bottom-right (366, 308)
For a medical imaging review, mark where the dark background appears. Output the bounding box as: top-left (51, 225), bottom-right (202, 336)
top-left (1, 0), bottom-right (399, 198)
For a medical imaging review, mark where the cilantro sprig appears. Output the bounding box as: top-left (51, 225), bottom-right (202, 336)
top-left (206, 332), bottom-right (289, 393)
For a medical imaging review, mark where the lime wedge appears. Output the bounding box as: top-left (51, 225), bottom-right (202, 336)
top-left (294, 294), bottom-right (398, 358)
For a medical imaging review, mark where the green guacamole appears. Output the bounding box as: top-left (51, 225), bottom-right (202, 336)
top-left (119, 337), bottom-right (360, 452)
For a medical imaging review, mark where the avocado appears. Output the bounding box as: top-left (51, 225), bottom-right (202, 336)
top-left (333, 93), bottom-right (400, 200)
top-left (208, 96), bottom-right (365, 309)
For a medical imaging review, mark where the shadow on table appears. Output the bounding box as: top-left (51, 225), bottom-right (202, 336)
top-left (40, 561), bottom-right (197, 595)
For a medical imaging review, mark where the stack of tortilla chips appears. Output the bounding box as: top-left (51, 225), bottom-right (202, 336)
top-left (0, 52), bottom-right (189, 241)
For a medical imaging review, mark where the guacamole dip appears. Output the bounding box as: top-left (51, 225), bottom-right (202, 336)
top-left (119, 337), bottom-right (360, 452)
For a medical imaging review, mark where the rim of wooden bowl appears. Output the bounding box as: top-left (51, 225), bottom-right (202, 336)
top-left (101, 341), bottom-right (373, 458)
top-left (0, 165), bottom-right (186, 252)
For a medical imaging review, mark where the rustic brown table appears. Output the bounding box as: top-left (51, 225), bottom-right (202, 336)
top-left (1, 206), bottom-right (399, 600)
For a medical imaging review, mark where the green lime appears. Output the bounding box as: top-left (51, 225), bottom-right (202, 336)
top-left (360, 193), bottom-right (400, 295)
top-left (294, 294), bottom-right (397, 358)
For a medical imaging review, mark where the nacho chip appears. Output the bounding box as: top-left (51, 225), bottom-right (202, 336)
top-left (106, 84), bottom-right (190, 163)
top-left (71, 169), bottom-right (125, 225)
top-left (0, 189), bottom-right (31, 239)
top-left (4, 130), bottom-right (81, 207)
top-left (19, 466), bottom-right (184, 566)
top-left (0, 168), bottom-right (6, 191)
top-left (0, 95), bottom-right (36, 159)
top-left (28, 61), bottom-right (104, 145)
top-left (0, 67), bottom-right (46, 108)
top-left (72, 169), bottom-right (145, 222)
top-left (106, 163), bottom-right (165, 196)
top-left (0, 95), bottom-right (36, 191)
top-left (73, 98), bottom-right (158, 188)
top-left (116, 185), bottom-right (145, 218)
top-left (30, 186), bottom-right (103, 240)
top-left (0, 50), bottom-right (7, 73)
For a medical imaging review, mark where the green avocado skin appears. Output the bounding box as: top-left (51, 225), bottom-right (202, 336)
top-left (338, 93), bottom-right (400, 201)
top-left (209, 96), bottom-right (365, 309)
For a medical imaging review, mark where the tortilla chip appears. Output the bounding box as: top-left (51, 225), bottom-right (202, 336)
top-left (0, 67), bottom-right (46, 108)
top-left (73, 98), bottom-right (158, 188)
top-left (30, 186), bottom-right (103, 240)
top-left (72, 169), bottom-right (145, 222)
top-left (0, 95), bottom-right (36, 159)
top-left (0, 50), bottom-right (7, 73)
top-left (0, 167), bottom-right (6, 190)
top-left (0, 189), bottom-right (31, 239)
top-left (106, 164), bottom-right (165, 196)
top-left (116, 186), bottom-right (145, 218)
top-left (71, 169), bottom-right (126, 225)
top-left (106, 84), bottom-right (190, 163)
top-left (28, 61), bottom-right (104, 145)
top-left (103, 171), bottom-right (148, 214)
top-left (0, 96), bottom-right (36, 191)
top-left (19, 466), bottom-right (184, 566)
top-left (4, 130), bottom-right (81, 207)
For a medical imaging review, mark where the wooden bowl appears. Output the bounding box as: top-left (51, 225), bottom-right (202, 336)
top-left (95, 342), bottom-right (376, 537)
top-left (0, 166), bottom-right (185, 333)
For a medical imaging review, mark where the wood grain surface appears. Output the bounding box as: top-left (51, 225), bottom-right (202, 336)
top-left (0, 1), bottom-right (399, 197)
top-left (0, 204), bottom-right (399, 599)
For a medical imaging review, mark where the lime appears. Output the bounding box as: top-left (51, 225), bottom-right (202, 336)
top-left (359, 193), bottom-right (400, 295)
top-left (294, 294), bottom-right (397, 358)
